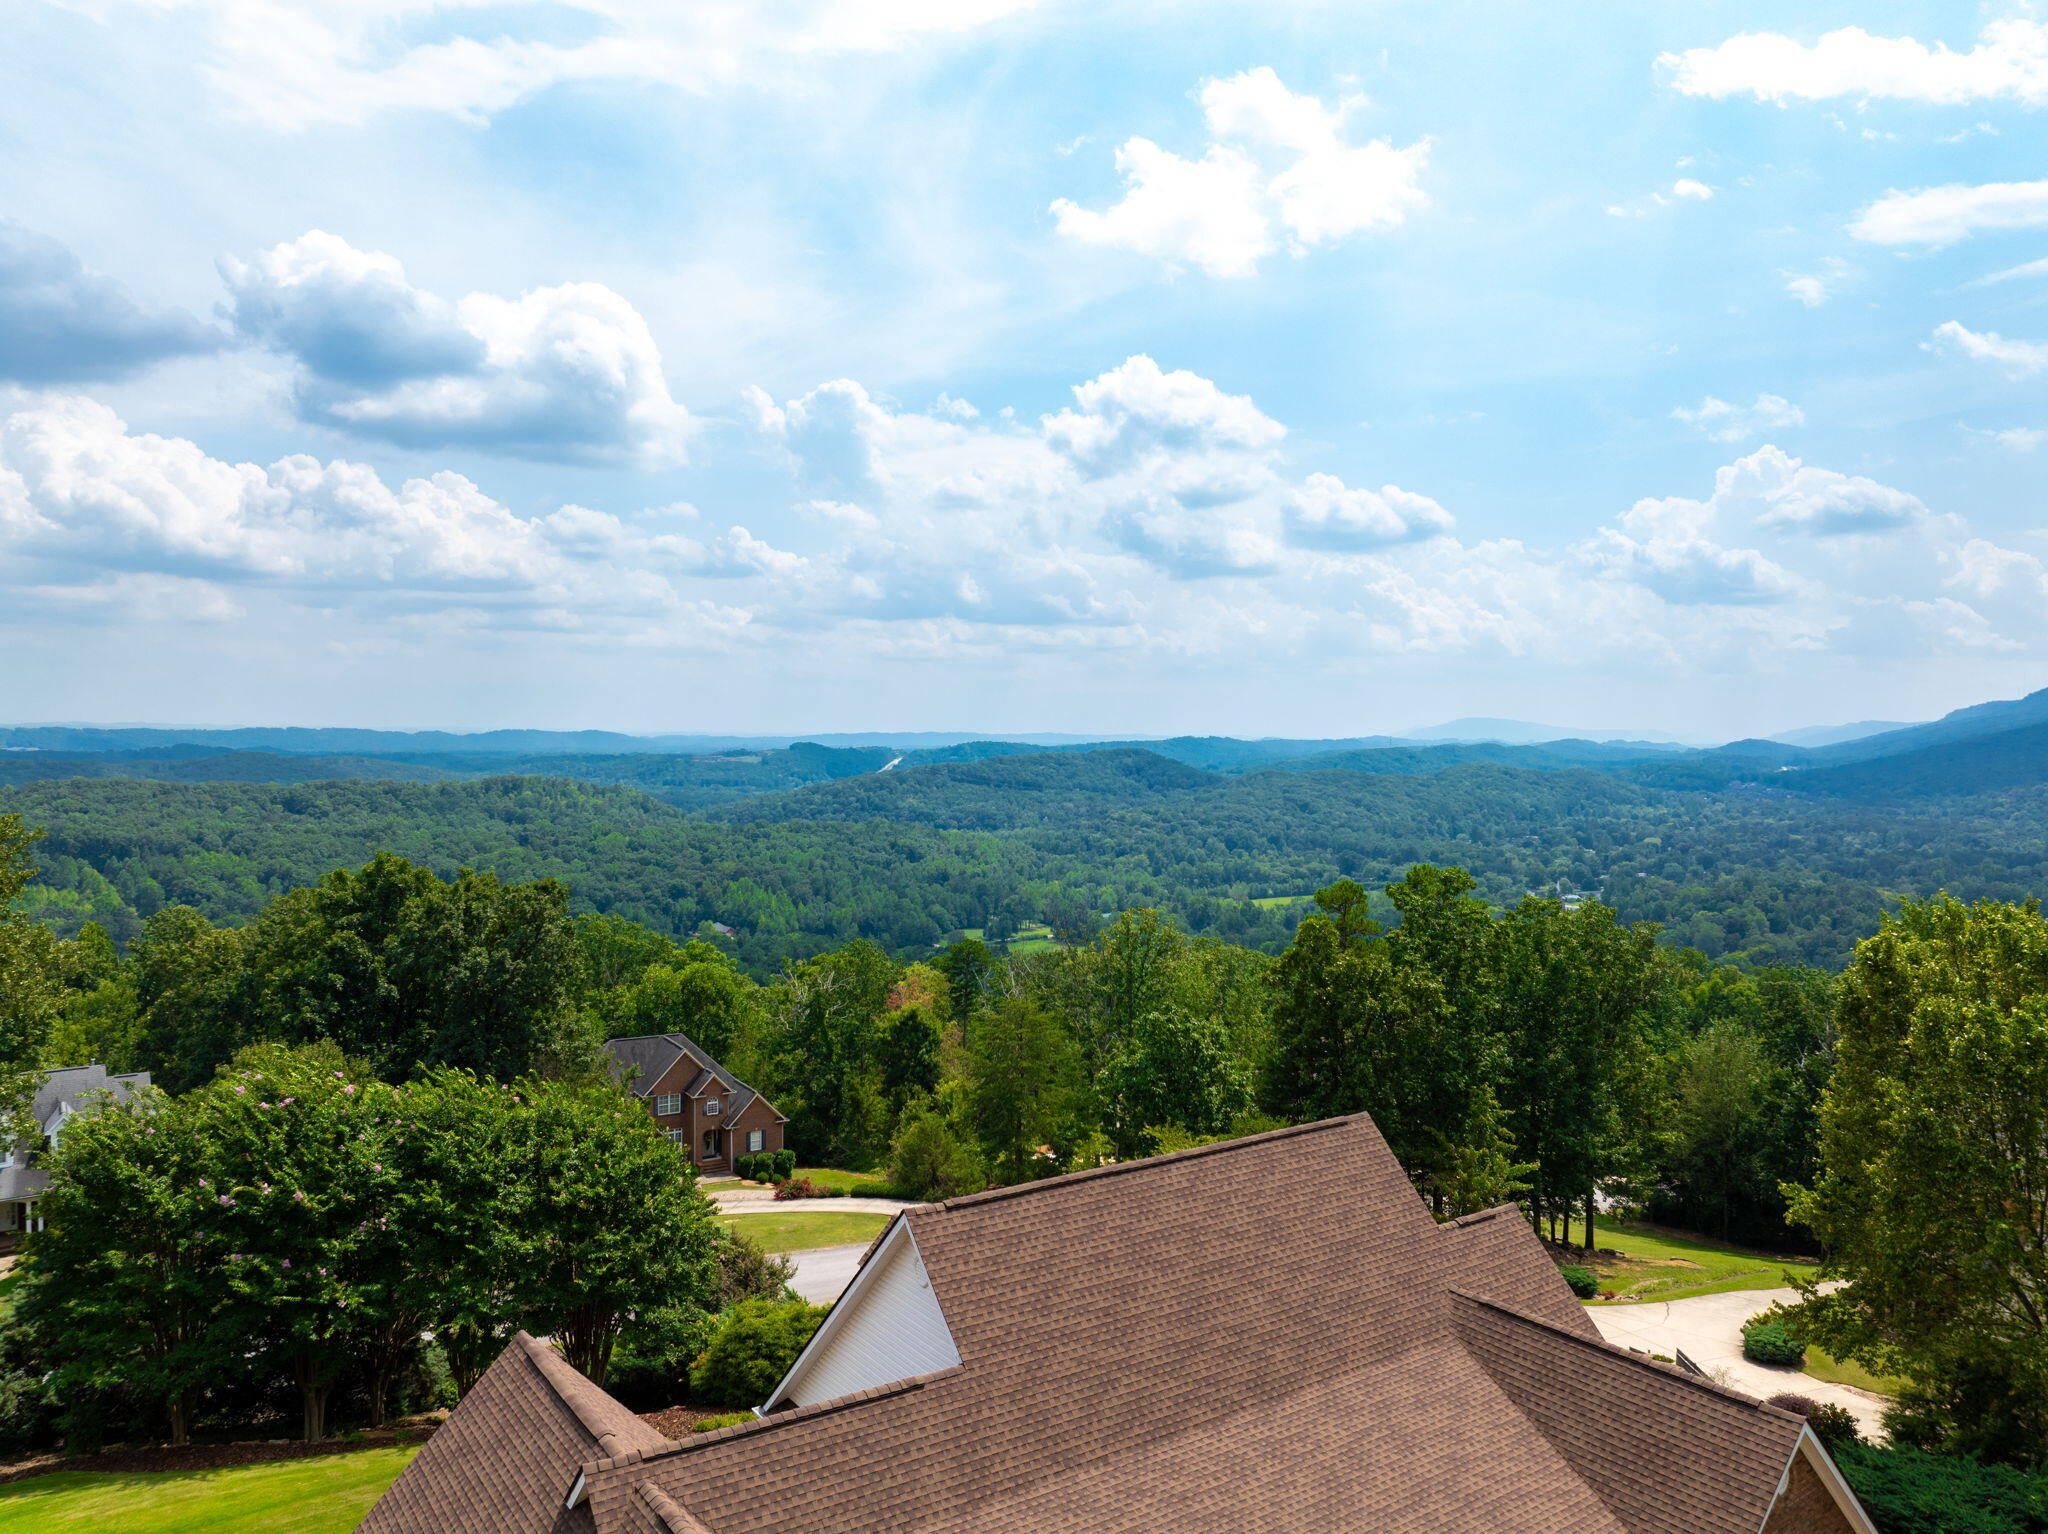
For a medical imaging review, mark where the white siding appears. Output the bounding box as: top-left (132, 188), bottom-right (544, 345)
top-left (770, 1224), bottom-right (960, 1409)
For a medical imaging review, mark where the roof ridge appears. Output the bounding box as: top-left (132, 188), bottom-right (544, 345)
top-left (513, 1333), bottom-right (673, 1459)
top-left (1448, 1292), bottom-right (1806, 1423)
top-left (638, 1482), bottom-right (717, 1534)
top-left (931, 1115), bottom-right (1358, 1213)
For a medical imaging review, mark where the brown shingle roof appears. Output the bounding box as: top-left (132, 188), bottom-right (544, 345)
top-left (358, 1334), bottom-right (671, 1534)
top-left (367, 1114), bottom-right (1841, 1534)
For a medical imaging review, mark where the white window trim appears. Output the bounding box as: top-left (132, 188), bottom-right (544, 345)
top-left (652, 1092), bottom-right (684, 1115)
top-left (704, 1099), bottom-right (721, 1115)
top-left (746, 1129), bottom-right (765, 1153)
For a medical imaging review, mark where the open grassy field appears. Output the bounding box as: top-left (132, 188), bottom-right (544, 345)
top-left (0, 1444), bottom-right (419, 1534)
top-left (1249, 894), bottom-right (1311, 909)
top-left (1584, 1218), bottom-right (1820, 1305)
top-left (716, 1209), bottom-right (890, 1253)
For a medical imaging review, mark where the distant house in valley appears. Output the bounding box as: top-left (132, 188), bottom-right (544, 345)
top-left (603, 1034), bottom-right (785, 1176)
top-left (359, 1112), bottom-right (1876, 1534)
top-left (1, 1063), bottom-right (151, 1234)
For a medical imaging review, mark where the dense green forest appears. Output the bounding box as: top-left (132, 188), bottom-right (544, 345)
top-left (8, 753), bottom-right (2048, 971)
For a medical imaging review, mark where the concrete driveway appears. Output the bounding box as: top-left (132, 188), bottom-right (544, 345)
top-left (787, 1243), bottom-right (870, 1304)
top-left (1588, 1286), bottom-right (1888, 1438)
top-left (709, 1188), bottom-right (913, 1217)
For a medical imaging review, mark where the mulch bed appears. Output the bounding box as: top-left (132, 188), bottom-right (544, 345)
top-left (0, 1423), bottom-right (438, 1485)
top-left (637, 1406), bottom-right (750, 1438)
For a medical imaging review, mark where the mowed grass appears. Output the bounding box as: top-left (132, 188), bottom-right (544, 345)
top-left (1583, 1217), bottom-right (1820, 1305)
top-left (0, 1443), bottom-right (420, 1534)
top-left (1249, 895), bottom-right (1311, 909)
top-left (1804, 1344), bottom-right (1907, 1397)
top-left (716, 1210), bottom-right (890, 1253)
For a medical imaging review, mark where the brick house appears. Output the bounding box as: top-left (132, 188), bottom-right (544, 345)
top-left (360, 1111), bottom-right (1877, 1534)
top-left (604, 1034), bottom-right (785, 1176)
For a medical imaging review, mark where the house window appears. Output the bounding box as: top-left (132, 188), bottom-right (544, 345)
top-left (664, 1129), bottom-right (686, 1144)
top-left (652, 1093), bottom-right (683, 1115)
top-left (746, 1129), bottom-right (765, 1153)
top-left (704, 1098), bottom-right (722, 1115)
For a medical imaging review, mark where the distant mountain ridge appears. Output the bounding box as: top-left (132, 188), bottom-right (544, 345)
top-left (1401, 717), bottom-right (1692, 746)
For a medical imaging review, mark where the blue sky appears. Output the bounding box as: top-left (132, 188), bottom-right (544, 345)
top-left (2, 0), bottom-right (2045, 739)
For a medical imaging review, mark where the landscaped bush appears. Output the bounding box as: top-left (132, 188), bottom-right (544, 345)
top-left (1832, 1442), bottom-right (2048, 1534)
top-left (1741, 1320), bottom-right (1806, 1367)
top-left (772, 1176), bottom-right (822, 1201)
top-left (733, 1153), bottom-right (761, 1182)
top-left (771, 1149), bottom-right (797, 1180)
top-left (688, 1300), bottom-right (830, 1406)
top-left (1559, 1265), bottom-right (1599, 1299)
top-left (606, 1308), bottom-right (718, 1412)
top-left (1806, 1403), bottom-right (1861, 1449)
top-left (1767, 1392), bottom-right (1819, 1416)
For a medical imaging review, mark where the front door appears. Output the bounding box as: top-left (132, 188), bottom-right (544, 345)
top-left (701, 1128), bottom-right (724, 1163)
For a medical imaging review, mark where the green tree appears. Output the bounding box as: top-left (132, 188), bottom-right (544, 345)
top-left (1663, 1024), bottom-right (1768, 1243)
top-left (934, 938), bottom-right (1000, 1025)
top-left (15, 1082), bottom-right (228, 1445)
top-left (889, 1104), bottom-right (985, 1200)
top-left (963, 997), bottom-right (1081, 1184)
top-left (770, 941), bottom-right (897, 1167)
top-left (511, 1077), bottom-right (719, 1386)
top-left (1100, 1008), bottom-right (1251, 1156)
top-left (0, 815), bottom-right (63, 1119)
top-left (1493, 896), bottom-right (1664, 1245)
top-left (605, 943), bottom-right (762, 1063)
top-left (130, 906), bottom-right (251, 1092)
top-left (1789, 895), bottom-right (2048, 1464)
top-left (876, 1005), bottom-right (942, 1115)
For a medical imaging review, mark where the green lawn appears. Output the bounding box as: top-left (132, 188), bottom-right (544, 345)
top-left (0, 1444), bottom-right (420, 1534)
top-left (1583, 1217), bottom-right (1820, 1305)
top-left (787, 1168), bottom-right (899, 1196)
top-left (1805, 1344), bottom-right (1906, 1396)
top-left (1249, 895), bottom-right (1311, 909)
top-left (716, 1210), bottom-right (890, 1253)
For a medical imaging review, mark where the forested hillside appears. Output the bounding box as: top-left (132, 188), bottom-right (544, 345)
top-left (11, 752), bottom-right (2048, 970)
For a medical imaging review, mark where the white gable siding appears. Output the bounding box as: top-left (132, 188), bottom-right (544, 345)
top-left (769, 1224), bottom-right (960, 1410)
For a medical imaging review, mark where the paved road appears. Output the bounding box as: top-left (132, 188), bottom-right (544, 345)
top-left (1588, 1286), bottom-right (1888, 1437)
top-left (787, 1242), bottom-right (871, 1304)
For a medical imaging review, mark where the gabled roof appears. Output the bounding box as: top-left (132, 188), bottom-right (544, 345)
top-left (360, 1333), bottom-right (671, 1534)
top-left (601, 1035), bottom-right (781, 1123)
top-left (364, 1114), bottom-right (1863, 1534)
top-left (0, 1063), bottom-right (152, 1202)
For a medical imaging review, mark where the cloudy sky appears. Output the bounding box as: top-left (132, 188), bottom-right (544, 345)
top-left (2, 0), bottom-right (2045, 738)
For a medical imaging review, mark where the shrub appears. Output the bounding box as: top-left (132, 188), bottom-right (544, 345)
top-left (689, 1410), bottom-right (754, 1432)
top-left (1742, 1321), bottom-right (1806, 1367)
top-left (1559, 1265), bottom-right (1599, 1299)
top-left (771, 1149), bottom-right (796, 1180)
top-left (1806, 1403), bottom-right (1861, 1449)
top-left (607, 1307), bottom-right (718, 1412)
top-left (1766, 1393), bottom-right (1818, 1416)
top-left (773, 1177), bottom-right (822, 1201)
top-left (707, 1224), bottom-right (796, 1307)
top-left (890, 1108), bottom-right (986, 1202)
top-left (733, 1153), bottom-right (760, 1182)
top-left (1833, 1442), bottom-right (2048, 1534)
top-left (688, 1300), bottom-right (829, 1406)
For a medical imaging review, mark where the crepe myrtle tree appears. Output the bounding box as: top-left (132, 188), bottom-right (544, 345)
top-left (509, 1077), bottom-right (719, 1386)
top-left (198, 1043), bottom-right (400, 1443)
top-left (16, 1081), bottom-right (231, 1447)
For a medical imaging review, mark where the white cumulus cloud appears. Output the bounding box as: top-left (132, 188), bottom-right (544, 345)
top-left (1052, 68), bottom-right (1428, 278)
top-left (1661, 19), bottom-right (2048, 106)
top-left (222, 231), bottom-right (692, 465)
